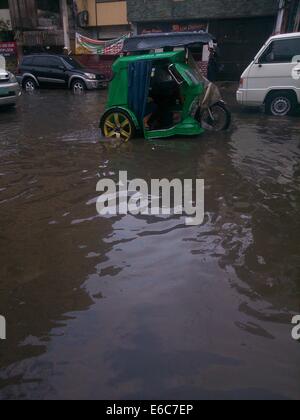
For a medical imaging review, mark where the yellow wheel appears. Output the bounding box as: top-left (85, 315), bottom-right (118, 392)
top-left (101, 109), bottom-right (135, 142)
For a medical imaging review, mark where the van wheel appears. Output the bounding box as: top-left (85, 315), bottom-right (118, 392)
top-left (100, 109), bottom-right (136, 142)
top-left (266, 92), bottom-right (297, 117)
top-left (23, 77), bottom-right (37, 92)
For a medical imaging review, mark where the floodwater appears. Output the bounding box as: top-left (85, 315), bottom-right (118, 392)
top-left (0, 87), bottom-right (299, 400)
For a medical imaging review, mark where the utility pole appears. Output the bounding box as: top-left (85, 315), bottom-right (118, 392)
top-left (60, 0), bottom-right (71, 53)
top-left (275, 0), bottom-right (285, 34)
top-left (295, 1), bottom-right (300, 31)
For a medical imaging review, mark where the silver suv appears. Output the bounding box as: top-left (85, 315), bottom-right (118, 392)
top-left (0, 67), bottom-right (21, 108)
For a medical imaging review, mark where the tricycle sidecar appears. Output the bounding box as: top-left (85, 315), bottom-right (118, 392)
top-left (100, 32), bottom-right (231, 142)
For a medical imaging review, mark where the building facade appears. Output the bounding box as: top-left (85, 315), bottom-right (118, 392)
top-left (0, 0), bottom-right (12, 39)
top-left (75, 1), bottom-right (131, 78)
top-left (76, 0), bottom-right (130, 39)
top-left (276, 0), bottom-right (300, 33)
top-left (8, 0), bottom-right (76, 53)
top-left (127, 0), bottom-right (280, 80)
top-left (0, 0), bottom-right (16, 70)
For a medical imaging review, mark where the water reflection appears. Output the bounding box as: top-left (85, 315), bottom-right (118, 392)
top-left (0, 88), bottom-right (299, 400)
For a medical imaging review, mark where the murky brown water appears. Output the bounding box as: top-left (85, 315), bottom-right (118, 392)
top-left (0, 88), bottom-right (299, 400)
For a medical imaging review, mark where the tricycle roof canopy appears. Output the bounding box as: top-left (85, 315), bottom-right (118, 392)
top-left (123, 32), bottom-right (215, 52)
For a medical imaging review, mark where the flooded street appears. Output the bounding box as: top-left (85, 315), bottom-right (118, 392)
top-left (0, 87), bottom-right (299, 400)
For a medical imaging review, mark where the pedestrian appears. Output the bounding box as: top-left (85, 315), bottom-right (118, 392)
top-left (207, 46), bottom-right (220, 83)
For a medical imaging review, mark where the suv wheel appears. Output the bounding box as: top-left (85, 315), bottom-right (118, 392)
top-left (23, 78), bottom-right (37, 92)
top-left (71, 79), bottom-right (86, 94)
top-left (266, 92), bottom-right (297, 117)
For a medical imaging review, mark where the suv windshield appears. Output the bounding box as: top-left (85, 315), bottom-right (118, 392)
top-left (62, 56), bottom-right (84, 70)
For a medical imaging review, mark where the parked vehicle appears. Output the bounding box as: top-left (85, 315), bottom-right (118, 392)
top-left (0, 68), bottom-right (21, 108)
top-left (237, 32), bottom-right (300, 116)
top-left (16, 54), bottom-right (107, 93)
top-left (100, 32), bottom-right (231, 141)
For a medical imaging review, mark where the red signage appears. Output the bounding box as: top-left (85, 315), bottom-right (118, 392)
top-left (0, 42), bottom-right (17, 57)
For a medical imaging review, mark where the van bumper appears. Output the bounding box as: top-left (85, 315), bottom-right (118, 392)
top-left (236, 89), bottom-right (247, 105)
top-left (85, 79), bottom-right (107, 90)
top-left (237, 88), bottom-right (267, 107)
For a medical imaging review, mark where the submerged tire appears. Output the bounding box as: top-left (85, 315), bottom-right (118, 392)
top-left (265, 92), bottom-right (297, 117)
top-left (23, 77), bottom-right (38, 92)
top-left (100, 109), bottom-right (136, 142)
top-left (71, 79), bottom-right (86, 94)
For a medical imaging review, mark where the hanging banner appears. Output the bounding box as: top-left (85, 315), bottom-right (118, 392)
top-left (75, 33), bottom-right (129, 55)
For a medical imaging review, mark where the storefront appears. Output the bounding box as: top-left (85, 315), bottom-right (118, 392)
top-left (137, 21), bottom-right (208, 35)
top-left (209, 16), bottom-right (275, 80)
top-left (128, 0), bottom-right (278, 81)
top-left (134, 16), bottom-right (276, 81)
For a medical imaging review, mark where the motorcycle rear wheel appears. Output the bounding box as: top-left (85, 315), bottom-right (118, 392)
top-left (198, 102), bottom-right (231, 132)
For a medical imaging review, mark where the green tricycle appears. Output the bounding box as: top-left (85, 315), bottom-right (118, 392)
top-left (100, 32), bottom-right (231, 142)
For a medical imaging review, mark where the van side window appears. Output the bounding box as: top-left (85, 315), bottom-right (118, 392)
top-left (260, 39), bottom-right (300, 64)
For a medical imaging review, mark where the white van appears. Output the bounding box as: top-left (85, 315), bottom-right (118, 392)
top-left (237, 32), bottom-right (300, 116)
